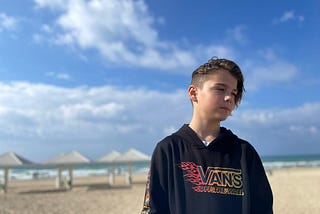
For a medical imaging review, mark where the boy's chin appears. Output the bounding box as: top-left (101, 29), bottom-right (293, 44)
top-left (219, 118), bottom-right (228, 122)
top-left (219, 114), bottom-right (231, 122)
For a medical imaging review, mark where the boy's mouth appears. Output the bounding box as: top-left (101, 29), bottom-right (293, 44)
top-left (220, 107), bottom-right (231, 112)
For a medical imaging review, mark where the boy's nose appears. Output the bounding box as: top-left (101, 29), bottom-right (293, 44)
top-left (224, 94), bottom-right (233, 103)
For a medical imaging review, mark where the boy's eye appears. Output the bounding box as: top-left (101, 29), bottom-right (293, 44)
top-left (213, 87), bottom-right (226, 93)
top-left (213, 87), bottom-right (225, 91)
top-left (213, 87), bottom-right (237, 97)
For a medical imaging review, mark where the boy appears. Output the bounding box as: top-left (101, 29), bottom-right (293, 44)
top-left (141, 57), bottom-right (273, 214)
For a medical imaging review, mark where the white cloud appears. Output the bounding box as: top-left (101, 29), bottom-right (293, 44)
top-left (56, 73), bottom-right (71, 80)
top-left (34, 0), bottom-right (66, 10)
top-left (32, 0), bottom-right (235, 72)
top-left (0, 81), bottom-right (190, 160)
top-left (60, 102), bottom-right (124, 120)
top-left (226, 102), bottom-right (320, 155)
top-left (289, 125), bottom-right (318, 135)
top-left (247, 61), bottom-right (297, 89)
top-left (46, 71), bottom-right (71, 80)
top-left (0, 13), bottom-right (17, 31)
top-left (244, 49), bottom-right (298, 90)
top-left (273, 10), bottom-right (304, 24)
top-left (231, 103), bottom-right (320, 125)
top-left (280, 11), bottom-right (295, 22)
top-left (41, 24), bottom-right (53, 33)
top-left (200, 44), bottom-right (236, 60)
top-left (32, 0), bottom-right (302, 82)
top-left (226, 25), bottom-right (248, 44)
top-left (0, 81), bottom-right (319, 160)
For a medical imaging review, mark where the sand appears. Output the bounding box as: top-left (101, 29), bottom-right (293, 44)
top-left (1, 167), bottom-right (319, 213)
top-left (268, 167), bottom-right (320, 213)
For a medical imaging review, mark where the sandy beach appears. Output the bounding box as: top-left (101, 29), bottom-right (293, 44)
top-left (1, 167), bottom-right (319, 214)
top-left (268, 167), bottom-right (320, 213)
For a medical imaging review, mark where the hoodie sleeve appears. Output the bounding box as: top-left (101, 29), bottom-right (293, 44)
top-left (141, 143), bottom-right (170, 214)
top-left (248, 146), bottom-right (273, 214)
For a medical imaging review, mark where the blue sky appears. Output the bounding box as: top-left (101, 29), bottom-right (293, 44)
top-left (0, 0), bottom-right (319, 162)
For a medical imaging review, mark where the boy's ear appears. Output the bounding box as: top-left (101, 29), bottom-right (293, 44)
top-left (188, 85), bottom-right (198, 102)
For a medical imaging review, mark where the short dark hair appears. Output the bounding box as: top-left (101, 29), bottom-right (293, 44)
top-left (191, 57), bottom-right (245, 107)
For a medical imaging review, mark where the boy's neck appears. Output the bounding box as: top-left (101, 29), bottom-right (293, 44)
top-left (189, 119), bottom-right (221, 142)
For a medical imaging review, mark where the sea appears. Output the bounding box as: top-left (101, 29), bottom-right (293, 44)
top-left (1, 154), bottom-right (320, 181)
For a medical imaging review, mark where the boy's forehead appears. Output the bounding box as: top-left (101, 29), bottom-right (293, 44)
top-left (205, 70), bottom-right (237, 83)
top-left (201, 71), bottom-right (238, 90)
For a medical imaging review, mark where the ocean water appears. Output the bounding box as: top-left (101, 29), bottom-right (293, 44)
top-left (1, 155), bottom-right (320, 181)
top-left (261, 154), bottom-right (320, 169)
top-left (0, 162), bottom-right (150, 181)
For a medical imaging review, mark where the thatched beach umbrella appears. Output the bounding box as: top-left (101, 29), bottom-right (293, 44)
top-left (97, 150), bottom-right (121, 186)
top-left (98, 150), bottom-right (121, 163)
top-left (44, 150), bottom-right (90, 189)
top-left (44, 153), bottom-right (65, 188)
top-left (0, 152), bottom-right (33, 193)
top-left (115, 148), bottom-right (151, 186)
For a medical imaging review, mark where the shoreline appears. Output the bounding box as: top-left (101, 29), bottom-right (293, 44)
top-left (1, 167), bottom-right (319, 213)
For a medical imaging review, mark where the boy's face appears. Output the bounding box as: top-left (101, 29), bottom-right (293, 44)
top-left (189, 69), bottom-right (238, 122)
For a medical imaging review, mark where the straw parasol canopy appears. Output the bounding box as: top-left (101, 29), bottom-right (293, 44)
top-left (44, 150), bottom-right (90, 165)
top-left (0, 152), bottom-right (33, 167)
top-left (115, 148), bottom-right (151, 163)
top-left (115, 148), bottom-right (151, 186)
top-left (44, 150), bottom-right (91, 189)
top-left (97, 150), bottom-right (121, 163)
top-left (97, 151), bottom-right (121, 186)
top-left (0, 152), bottom-right (33, 193)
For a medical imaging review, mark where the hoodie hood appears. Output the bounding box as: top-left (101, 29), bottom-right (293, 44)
top-left (175, 124), bottom-right (238, 151)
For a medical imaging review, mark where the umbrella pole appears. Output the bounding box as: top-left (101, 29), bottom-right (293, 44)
top-left (2, 167), bottom-right (9, 193)
top-left (108, 163), bottom-right (115, 186)
top-left (67, 165), bottom-right (73, 190)
top-left (56, 166), bottom-right (62, 189)
top-left (125, 162), bottom-right (132, 187)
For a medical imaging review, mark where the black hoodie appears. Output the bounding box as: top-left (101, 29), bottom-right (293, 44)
top-left (142, 124), bottom-right (273, 214)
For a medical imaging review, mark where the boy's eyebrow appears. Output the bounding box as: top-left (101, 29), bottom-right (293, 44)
top-left (213, 83), bottom-right (238, 93)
